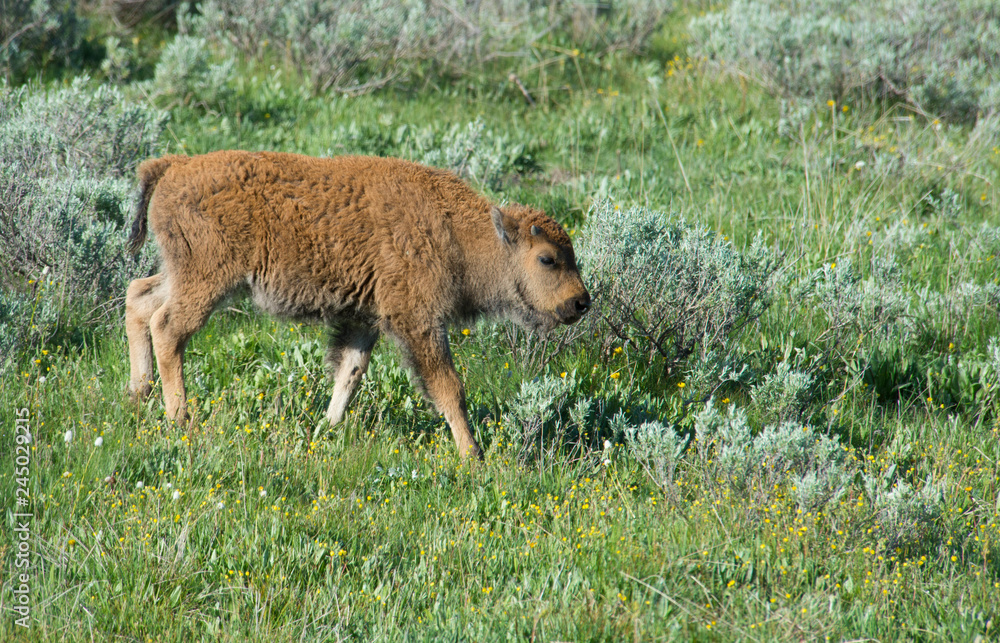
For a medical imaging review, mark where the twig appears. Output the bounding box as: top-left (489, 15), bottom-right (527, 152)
top-left (508, 73), bottom-right (535, 107)
top-left (431, 0), bottom-right (480, 35)
top-left (0, 18), bottom-right (45, 55)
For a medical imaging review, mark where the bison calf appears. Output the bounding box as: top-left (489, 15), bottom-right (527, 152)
top-left (125, 151), bottom-right (590, 458)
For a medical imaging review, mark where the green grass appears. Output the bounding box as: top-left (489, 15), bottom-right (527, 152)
top-left (5, 317), bottom-right (1000, 641)
top-left (4, 1), bottom-right (1000, 640)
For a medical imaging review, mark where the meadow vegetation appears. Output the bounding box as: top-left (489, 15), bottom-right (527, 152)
top-left (2, 0), bottom-right (1000, 640)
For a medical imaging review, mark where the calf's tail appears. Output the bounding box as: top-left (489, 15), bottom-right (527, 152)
top-left (127, 155), bottom-right (182, 256)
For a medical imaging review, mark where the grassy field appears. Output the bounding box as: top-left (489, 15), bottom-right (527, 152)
top-left (3, 1), bottom-right (1000, 640)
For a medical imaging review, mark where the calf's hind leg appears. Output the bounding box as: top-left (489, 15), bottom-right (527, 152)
top-left (324, 323), bottom-right (379, 426)
top-left (126, 273), bottom-right (167, 400)
top-left (149, 285), bottom-right (219, 423)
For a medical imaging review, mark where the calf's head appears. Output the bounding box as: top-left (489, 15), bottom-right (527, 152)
top-left (491, 205), bottom-right (591, 333)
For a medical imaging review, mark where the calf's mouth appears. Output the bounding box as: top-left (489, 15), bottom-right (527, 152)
top-left (556, 291), bottom-right (592, 325)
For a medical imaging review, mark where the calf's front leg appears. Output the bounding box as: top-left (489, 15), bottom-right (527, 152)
top-left (394, 323), bottom-right (483, 460)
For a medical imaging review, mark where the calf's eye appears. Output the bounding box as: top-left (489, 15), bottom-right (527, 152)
top-left (539, 256), bottom-right (555, 266)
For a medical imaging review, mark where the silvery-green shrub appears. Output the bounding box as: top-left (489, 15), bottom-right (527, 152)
top-left (149, 34), bottom-right (235, 107)
top-left (100, 36), bottom-right (141, 85)
top-left (562, 0), bottom-right (672, 53)
top-left (864, 474), bottom-right (945, 554)
top-left (691, 400), bottom-right (853, 509)
top-left (625, 420), bottom-right (686, 488)
top-left (753, 421), bottom-right (851, 509)
top-left (691, 0), bottom-right (1000, 123)
top-left (691, 400), bottom-right (754, 483)
top-left (414, 120), bottom-right (529, 191)
top-left (922, 281), bottom-right (1000, 328)
top-left (578, 200), bottom-right (779, 370)
top-left (872, 219), bottom-right (933, 256)
top-left (0, 77), bottom-right (166, 366)
top-left (1, 77), bottom-right (165, 180)
top-left (795, 255), bottom-right (910, 358)
top-left (0, 280), bottom-right (59, 373)
top-left (751, 361), bottom-right (814, 424)
top-left (0, 78), bottom-right (166, 282)
top-left (1, 0), bottom-right (84, 82)
top-left (190, 0), bottom-right (670, 94)
top-left (502, 373), bottom-right (577, 461)
top-left (922, 187), bottom-right (963, 222)
top-left (325, 118), bottom-right (531, 191)
top-left (683, 349), bottom-right (752, 399)
top-left (989, 338), bottom-right (1000, 375)
top-left (790, 467), bottom-right (850, 512)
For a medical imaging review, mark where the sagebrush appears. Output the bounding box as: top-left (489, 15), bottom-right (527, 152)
top-left (691, 0), bottom-right (1000, 122)
top-left (0, 77), bottom-right (165, 368)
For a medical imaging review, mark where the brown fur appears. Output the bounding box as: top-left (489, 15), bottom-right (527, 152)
top-left (125, 150), bottom-right (590, 458)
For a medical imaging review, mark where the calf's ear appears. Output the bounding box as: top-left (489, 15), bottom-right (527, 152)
top-left (491, 206), bottom-right (519, 245)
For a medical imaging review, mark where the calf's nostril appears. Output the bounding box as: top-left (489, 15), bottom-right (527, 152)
top-left (575, 296), bottom-right (591, 314)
